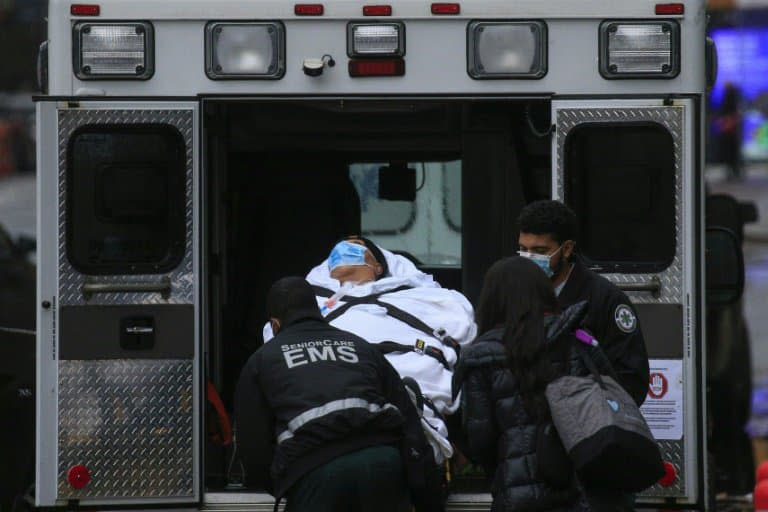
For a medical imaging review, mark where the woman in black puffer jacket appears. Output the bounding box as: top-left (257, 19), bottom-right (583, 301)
top-left (452, 257), bottom-right (617, 512)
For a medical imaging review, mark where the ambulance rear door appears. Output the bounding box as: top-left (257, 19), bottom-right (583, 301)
top-left (552, 98), bottom-right (704, 507)
top-left (36, 100), bottom-right (201, 507)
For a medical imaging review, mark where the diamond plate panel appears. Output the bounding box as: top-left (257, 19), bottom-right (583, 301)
top-left (57, 108), bottom-right (195, 306)
top-left (555, 107), bottom-right (684, 304)
top-left (58, 359), bottom-right (194, 499)
top-left (641, 439), bottom-right (686, 497)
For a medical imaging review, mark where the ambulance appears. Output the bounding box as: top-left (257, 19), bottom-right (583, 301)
top-left (34, 0), bottom-right (743, 509)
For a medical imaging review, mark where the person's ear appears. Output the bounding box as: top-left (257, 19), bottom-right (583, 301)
top-left (373, 262), bottom-right (383, 277)
top-left (562, 240), bottom-right (575, 260)
top-left (270, 318), bottom-right (281, 334)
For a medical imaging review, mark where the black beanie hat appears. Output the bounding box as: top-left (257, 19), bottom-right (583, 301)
top-left (343, 235), bottom-right (390, 279)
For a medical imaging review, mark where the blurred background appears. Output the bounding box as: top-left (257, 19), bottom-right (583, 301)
top-left (2, 0), bottom-right (768, 508)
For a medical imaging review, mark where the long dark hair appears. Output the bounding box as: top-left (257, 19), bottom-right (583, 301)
top-left (476, 256), bottom-right (560, 421)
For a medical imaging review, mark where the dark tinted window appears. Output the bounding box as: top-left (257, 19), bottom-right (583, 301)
top-left (565, 123), bottom-right (675, 273)
top-left (67, 124), bottom-right (186, 274)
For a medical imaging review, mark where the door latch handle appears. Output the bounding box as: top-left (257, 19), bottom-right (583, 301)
top-left (616, 276), bottom-right (662, 298)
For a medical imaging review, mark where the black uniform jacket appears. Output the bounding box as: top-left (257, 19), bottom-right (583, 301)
top-left (234, 317), bottom-right (426, 499)
top-left (557, 259), bottom-right (650, 405)
top-left (452, 302), bottom-right (605, 512)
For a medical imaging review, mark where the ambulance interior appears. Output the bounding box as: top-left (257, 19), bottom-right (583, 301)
top-left (200, 98), bottom-right (676, 493)
top-left (201, 99), bottom-right (551, 492)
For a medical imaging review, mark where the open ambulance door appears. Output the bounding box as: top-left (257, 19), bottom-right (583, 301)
top-left (552, 99), bottom-right (705, 508)
top-left (35, 101), bottom-right (201, 507)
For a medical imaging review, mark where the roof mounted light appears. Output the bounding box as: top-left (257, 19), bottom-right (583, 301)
top-left (600, 20), bottom-right (680, 79)
top-left (73, 22), bottom-right (154, 80)
top-left (70, 4), bottom-right (100, 16)
top-left (655, 3), bottom-right (684, 15)
top-left (363, 5), bottom-right (393, 16)
top-left (431, 3), bottom-right (460, 15)
top-left (467, 21), bottom-right (548, 79)
top-left (347, 22), bottom-right (405, 57)
top-left (205, 22), bottom-right (286, 80)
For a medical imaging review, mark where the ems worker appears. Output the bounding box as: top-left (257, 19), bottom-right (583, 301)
top-left (234, 276), bottom-right (431, 512)
top-left (517, 200), bottom-right (650, 406)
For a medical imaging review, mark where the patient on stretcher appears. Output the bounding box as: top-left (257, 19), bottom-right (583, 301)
top-left (263, 236), bottom-right (477, 462)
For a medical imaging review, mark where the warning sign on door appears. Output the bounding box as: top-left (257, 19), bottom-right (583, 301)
top-left (640, 360), bottom-right (683, 441)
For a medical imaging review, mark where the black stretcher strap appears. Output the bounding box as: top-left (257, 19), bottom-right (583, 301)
top-left (377, 340), bottom-right (451, 370)
top-left (311, 285), bottom-right (334, 298)
top-left (318, 284), bottom-right (461, 358)
top-left (323, 285), bottom-right (413, 322)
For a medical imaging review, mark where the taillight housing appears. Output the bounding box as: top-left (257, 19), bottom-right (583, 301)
top-left (600, 20), bottom-right (680, 79)
top-left (347, 22), bottom-right (405, 57)
top-left (467, 21), bottom-right (547, 79)
top-left (205, 22), bottom-right (286, 79)
top-left (73, 22), bottom-right (154, 80)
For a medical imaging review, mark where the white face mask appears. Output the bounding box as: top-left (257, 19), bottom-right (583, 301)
top-left (518, 245), bottom-right (563, 278)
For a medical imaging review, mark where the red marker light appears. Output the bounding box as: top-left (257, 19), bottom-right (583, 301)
top-left (67, 465), bottom-right (91, 489)
top-left (295, 3), bottom-right (324, 15)
top-left (363, 5), bottom-right (392, 16)
top-left (349, 58), bottom-right (405, 77)
top-left (70, 4), bottom-right (100, 16)
top-left (655, 3), bottom-right (684, 15)
top-left (658, 461), bottom-right (677, 487)
top-left (431, 2), bottom-right (460, 15)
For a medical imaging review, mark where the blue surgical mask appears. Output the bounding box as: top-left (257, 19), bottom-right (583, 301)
top-left (518, 245), bottom-right (563, 279)
top-left (328, 241), bottom-right (370, 272)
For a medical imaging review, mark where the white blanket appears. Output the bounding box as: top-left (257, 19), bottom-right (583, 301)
top-left (263, 247), bottom-right (477, 462)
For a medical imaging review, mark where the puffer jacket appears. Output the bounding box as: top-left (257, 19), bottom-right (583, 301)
top-left (452, 302), bottom-right (614, 512)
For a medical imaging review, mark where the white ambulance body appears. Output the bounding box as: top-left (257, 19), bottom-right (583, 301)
top-left (36, 0), bottom-right (716, 509)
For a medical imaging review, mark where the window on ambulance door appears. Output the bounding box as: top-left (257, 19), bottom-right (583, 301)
top-left (564, 123), bottom-right (676, 273)
top-left (66, 124), bottom-right (186, 274)
top-left (348, 161), bottom-right (462, 267)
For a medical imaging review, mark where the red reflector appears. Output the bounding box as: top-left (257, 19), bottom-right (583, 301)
top-left (349, 58), bottom-right (405, 77)
top-left (431, 2), bottom-right (460, 14)
top-left (658, 462), bottom-right (677, 487)
top-left (67, 465), bottom-right (91, 489)
top-left (363, 5), bottom-right (392, 16)
top-left (295, 3), bottom-right (324, 15)
top-left (70, 4), bottom-right (100, 16)
top-left (655, 3), bottom-right (684, 14)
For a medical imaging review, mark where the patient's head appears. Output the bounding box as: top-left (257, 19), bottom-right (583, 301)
top-left (328, 236), bottom-right (387, 284)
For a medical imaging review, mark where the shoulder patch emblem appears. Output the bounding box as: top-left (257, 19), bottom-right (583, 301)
top-left (614, 304), bottom-right (637, 334)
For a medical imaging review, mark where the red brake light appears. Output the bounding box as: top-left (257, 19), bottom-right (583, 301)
top-left (363, 5), bottom-right (393, 16)
top-left (431, 2), bottom-right (460, 15)
top-left (70, 4), bottom-right (100, 16)
top-left (655, 3), bottom-right (684, 15)
top-left (349, 58), bottom-right (405, 77)
top-left (295, 3), bottom-right (324, 15)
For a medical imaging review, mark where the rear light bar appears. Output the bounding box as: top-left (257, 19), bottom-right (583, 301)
top-left (295, 3), bottom-right (324, 15)
top-left (655, 3), bottom-right (684, 15)
top-left (71, 4), bottom-right (100, 16)
top-left (363, 5), bottom-right (392, 16)
top-left (431, 3), bottom-right (460, 14)
top-left (349, 58), bottom-right (405, 77)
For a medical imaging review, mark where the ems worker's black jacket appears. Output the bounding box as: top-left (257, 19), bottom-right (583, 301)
top-left (234, 317), bottom-right (427, 500)
top-left (558, 260), bottom-right (650, 405)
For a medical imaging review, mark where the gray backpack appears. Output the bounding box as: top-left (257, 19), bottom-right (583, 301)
top-left (545, 343), bottom-right (664, 492)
